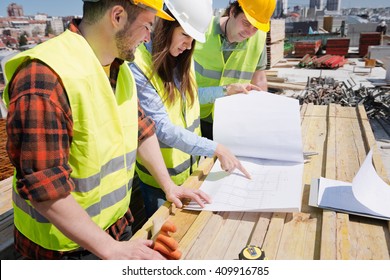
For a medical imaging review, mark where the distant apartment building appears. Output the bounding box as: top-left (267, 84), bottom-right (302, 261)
top-left (48, 17), bottom-right (64, 35)
top-left (326, 0), bottom-right (341, 12)
top-left (310, 0), bottom-right (324, 10)
top-left (7, 3), bottom-right (24, 17)
top-left (273, 0), bottom-right (288, 18)
top-left (34, 13), bottom-right (48, 21)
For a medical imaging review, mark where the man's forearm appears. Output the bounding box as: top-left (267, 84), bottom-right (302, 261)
top-left (31, 195), bottom-right (116, 259)
top-left (251, 69), bottom-right (268, 91)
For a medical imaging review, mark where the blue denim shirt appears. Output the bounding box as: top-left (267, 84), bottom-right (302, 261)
top-left (129, 42), bottom-right (222, 157)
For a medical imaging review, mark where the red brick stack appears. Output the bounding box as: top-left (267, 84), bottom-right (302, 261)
top-left (359, 32), bottom-right (381, 57)
top-left (294, 40), bottom-right (322, 57)
top-left (326, 38), bottom-right (350, 56)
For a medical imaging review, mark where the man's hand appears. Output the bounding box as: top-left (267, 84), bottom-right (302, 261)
top-left (109, 239), bottom-right (167, 260)
top-left (163, 182), bottom-right (212, 209)
top-left (225, 83), bottom-right (261, 96)
top-left (215, 144), bottom-right (251, 179)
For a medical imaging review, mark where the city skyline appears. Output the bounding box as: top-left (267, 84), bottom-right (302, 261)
top-left (1, 0), bottom-right (390, 17)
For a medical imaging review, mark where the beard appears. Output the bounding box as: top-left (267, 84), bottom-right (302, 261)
top-left (115, 25), bottom-right (135, 62)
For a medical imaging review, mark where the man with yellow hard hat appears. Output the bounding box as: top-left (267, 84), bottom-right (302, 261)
top-left (194, 0), bottom-right (276, 140)
top-left (3, 0), bottom-right (210, 260)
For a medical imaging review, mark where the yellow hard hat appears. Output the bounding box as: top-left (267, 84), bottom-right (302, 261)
top-left (132, 0), bottom-right (174, 21)
top-left (237, 0), bottom-right (276, 32)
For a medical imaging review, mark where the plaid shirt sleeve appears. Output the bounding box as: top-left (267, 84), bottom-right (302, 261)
top-left (138, 99), bottom-right (155, 141)
top-left (6, 59), bottom-right (75, 202)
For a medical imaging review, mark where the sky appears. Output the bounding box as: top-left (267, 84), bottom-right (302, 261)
top-left (0, 0), bottom-right (389, 17)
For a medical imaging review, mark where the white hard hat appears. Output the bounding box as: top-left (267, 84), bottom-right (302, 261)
top-left (164, 0), bottom-right (212, 43)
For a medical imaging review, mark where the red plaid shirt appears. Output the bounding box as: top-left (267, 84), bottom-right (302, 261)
top-left (6, 20), bottom-right (155, 259)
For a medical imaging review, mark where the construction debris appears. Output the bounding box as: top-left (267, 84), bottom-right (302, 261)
top-left (293, 76), bottom-right (390, 121)
top-left (298, 54), bottom-right (348, 69)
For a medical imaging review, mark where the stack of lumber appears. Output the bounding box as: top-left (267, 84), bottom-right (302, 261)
top-left (326, 38), bottom-right (350, 56)
top-left (0, 119), bottom-right (19, 259)
top-left (266, 19), bottom-right (285, 69)
top-left (298, 54), bottom-right (348, 69)
top-left (359, 32), bottom-right (381, 57)
top-left (0, 119), bottom-right (13, 181)
top-left (265, 70), bottom-right (306, 91)
top-left (294, 39), bottom-right (322, 57)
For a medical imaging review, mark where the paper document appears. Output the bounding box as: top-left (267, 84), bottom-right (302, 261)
top-left (309, 150), bottom-right (390, 220)
top-left (186, 91), bottom-right (304, 212)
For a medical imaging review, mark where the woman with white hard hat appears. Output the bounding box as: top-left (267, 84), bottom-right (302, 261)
top-left (130, 0), bottom-right (251, 217)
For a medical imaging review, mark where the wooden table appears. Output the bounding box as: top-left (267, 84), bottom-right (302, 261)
top-left (131, 104), bottom-right (390, 260)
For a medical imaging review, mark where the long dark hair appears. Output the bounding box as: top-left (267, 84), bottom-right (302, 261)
top-left (151, 13), bottom-right (197, 108)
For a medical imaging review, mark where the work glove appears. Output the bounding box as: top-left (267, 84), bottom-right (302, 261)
top-left (153, 220), bottom-right (182, 260)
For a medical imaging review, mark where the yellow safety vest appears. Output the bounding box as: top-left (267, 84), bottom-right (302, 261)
top-left (193, 16), bottom-right (266, 122)
top-left (3, 30), bottom-right (138, 251)
top-left (134, 44), bottom-right (200, 188)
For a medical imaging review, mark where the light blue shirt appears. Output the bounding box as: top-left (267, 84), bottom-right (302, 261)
top-left (130, 42), bottom-right (220, 157)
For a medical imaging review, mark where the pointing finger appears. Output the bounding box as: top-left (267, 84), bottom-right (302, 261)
top-left (237, 162), bottom-right (251, 179)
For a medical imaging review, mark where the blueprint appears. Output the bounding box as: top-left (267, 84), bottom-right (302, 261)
top-left (185, 91), bottom-right (304, 212)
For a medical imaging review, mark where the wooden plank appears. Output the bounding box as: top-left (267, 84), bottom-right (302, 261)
top-left (261, 212), bottom-right (286, 260)
top-left (333, 105), bottom-right (357, 260)
top-left (0, 177), bottom-right (13, 216)
top-left (268, 82), bottom-right (306, 91)
top-left (223, 211), bottom-right (261, 260)
top-left (276, 105), bottom-right (327, 259)
top-left (0, 177), bottom-right (13, 190)
top-left (185, 212), bottom-right (226, 259)
top-left (179, 210), bottom-right (213, 259)
top-left (336, 213), bottom-right (351, 260)
top-left (349, 216), bottom-right (390, 259)
top-left (320, 104), bottom-right (337, 259)
top-left (203, 211), bottom-right (244, 259)
top-left (0, 187), bottom-right (12, 216)
top-left (347, 107), bottom-right (390, 259)
top-left (276, 213), bottom-right (310, 259)
top-left (248, 212), bottom-right (272, 248)
top-left (299, 105), bottom-right (326, 260)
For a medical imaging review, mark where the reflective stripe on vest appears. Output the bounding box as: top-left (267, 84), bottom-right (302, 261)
top-left (134, 44), bottom-right (200, 187)
top-left (12, 176), bottom-right (133, 223)
top-left (193, 16), bottom-right (266, 121)
top-left (3, 30), bottom-right (138, 251)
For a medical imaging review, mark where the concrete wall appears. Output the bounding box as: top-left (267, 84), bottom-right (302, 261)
top-left (347, 23), bottom-right (378, 47)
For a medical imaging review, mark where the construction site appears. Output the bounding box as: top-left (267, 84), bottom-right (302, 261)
top-left (1, 6), bottom-right (390, 261)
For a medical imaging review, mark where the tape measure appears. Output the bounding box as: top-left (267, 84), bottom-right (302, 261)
top-left (239, 245), bottom-right (266, 260)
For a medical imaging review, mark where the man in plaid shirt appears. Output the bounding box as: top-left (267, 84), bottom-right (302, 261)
top-left (3, 0), bottom-right (210, 260)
